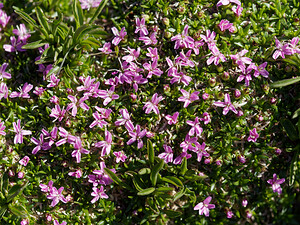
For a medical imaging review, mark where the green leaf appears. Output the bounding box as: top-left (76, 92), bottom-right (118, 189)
top-left (7, 181), bottom-right (28, 203)
top-left (270, 76), bottom-right (300, 88)
top-left (22, 40), bottom-right (48, 49)
top-left (180, 157), bottom-right (188, 175)
top-left (1, 172), bottom-right (9, 196)
top-left (73, 24), bottom-right (99, 44)
top-left (293, 108), bottom-right (300, 119)
top-left (162, 176), bottom-right (183, 187)
top-left (73, 0), bottom-right (84, 29)
top-left (289, 147), bottom-right (300, 186)
top-left (147, 140), bottom-right (154, 166)
top-left (8, 204), bottom-right (27, 217)
top-left (163, 210), bottom-right (182, 218)
top-left (13, 7), bottom-right (37, 27)
top-left (36, 7), bottom-right (50, 34)
top-left (150, 159), bottom-right (164, 186)
top-left (173, 188), bottom-right (186, 201)
top-left (132, 175), bottom-right (145, 192)
top-left (155, 187), bottom-right (174, 192)
top-left (137, 187), bottom-right (155, 196)
top-left (103, 168), bottom-right (122, 185)
top-left (138, 168), bottom-right (151, 175)
top-left (281, 119), bottom-right (299, 141)
top-left (89, 0), bottom-right (109, 24)
top-left (0, 206), bottom-right (7, 219)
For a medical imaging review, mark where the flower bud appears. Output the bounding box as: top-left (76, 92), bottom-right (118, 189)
top-left (202, 93), bottom-right (209, 100)
top-left (242, 199), bottom-right (248, 207)
top-left (204, 157), bottom-right (212, 164)
top-left (67, 88), bottom-right (73, 94)
top-left (164, 84), bottom-right (170, 93)
top-left (217, 92), bottom-right (224, 100)
top-left (18, 171), bottom-right (25, 179)
top-left (215, 159), bottom-right (222, 166)
top-left (50, 96), bottom-right (59, 104)
top-left (164, 31), bottom-right (172, 39)
top-left (275, 148), bottom-right (282, 155)
top-left (46, 214), bottom-right (52, 222)
top-left (162, 18), bottom-right (170, 26)
top-left (209, 77), bottom-right (216, 87)
top-left (237, 110), bottom-right (244, 117)
top-left (234, 89), bottom-right (241, 98)
top-left (65, 119), bottom-right (71, 127)
top-left (257, 115), bottom-right (263, 122)
top-left (8, 170), bottom-right (15, 177)
top-left (130, 93), bottom-right (137, 102)
top-left (270, 97), bottom-right (276, 104)
top-left (238, 155), bottom-right (246, 163)
top-left (177, 5), bottom-right (186, 14)
top-left (262, 84), bottom-right (269, 94)
top-left (221, 71), bottom-right (230, 80)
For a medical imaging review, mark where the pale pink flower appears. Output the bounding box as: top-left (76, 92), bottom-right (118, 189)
top-left (115, 108), bottom-right (131, 127)
top-left (180, 135), bottom-right (197, 151)
top-left (230, 49), bottom-right (252, 69)
top-left (122, 47), bottom-right (140, 63)
top-left (68, 169), bottom-right (82, 178)
top-left (146, 47), bottom-right (159, 61)
top-left (47, 74), bottom-right (60, 88)
top-left (253, 62), bottom-right (269, 78)
top-left (53, 220), bottom-right (67, 225)
top-left (267, 173), bottom-right (285, 195)
top-left (113, 151), bottom-right (127, 163)
top-left (71, 137), bottom-right (90, 163)
top-left (175, 50), bottom-right (195, 67)
top-left (3, 36), bottom-right (25, 52)
top-left (79, 0), bottom-right (101, 10)
top-left (139, 32), bottom-right (157, 45)
top-left (193, 142), bottom-right (209, 162)
top-left (0, 119), bottom-right (5, 136)
top-left (273, 37), bottom-right (292, 59)
top-left (216, 0), bottom-right (241, 7)
top-left (143, 59), bottom-right (163, 78)
top-left (213, 93), bottom-right (238, 115)
top-left (47, 186), bottom-right (68, 207)
top-left (97, 86), bottom-right (119, 106)
top-left (207, 46), bottom-right (226, 66)
top-left (33, 86), bottom-right (45, 96)
top-left (194, 196), bottom-right (215, 217)
top-left (95, 130), bottom-right (113, 156)
top-left (39, 180), bottom-right (54, 193)
top-left (178, 89), bottom-right (199, 108)
top-left (127, 125), bottom-right (147, 149)
top-left (98, 42), bottom-right (112, 54)
top-left (218, 19), bottom-right (233, 32)
top-left (111, 27), bottom-right (127, 45)
top-left (0, 63), bottom-right (11, 80)
top-left (135, 17), bottom-right (148, 36)
top-left (165, 112), bottom-right (179, 125)
top-left (66, 95), bottom-right (89, 117)
top-left (171, 25), bottom-right (194, 49)
top-left (91, 186), bottom-right (108, 203)
top-left (200, 112), bottom-right (211, 124)
top-left (50, 105), bottom-right (66, 122)
top-left (10, 83), bottom-right (33, 98)
top-left (0, 9), bottom-right (10, 27)
top-left (0, 82), bottom-right (8, 100)
top-left (13, 24), bottom-right (31, 41)
top-left (158, 145), bottom-right (173, 163)
top-left (13, 119), bottom-right (32, 144)
top-left (232, 5), bottom-right (243, 17)
top-left (19, 156), bottom-right (30, 166)
top-left (200, 30), bottom-right (217, 49)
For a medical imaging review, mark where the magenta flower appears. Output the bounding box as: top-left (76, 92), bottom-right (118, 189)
top-left (98, 86), bottom-right (119, 106)
top-left (19, 156), bottom-right (30, 166)
top-left (253, 62), bottom-right (269, 78)
top-left (31, 134), bottom-right (49, 154)
top-left (68, 169), bottom-right (82, 178)
top-left (227, 210), bottom-right (234, 218)
top-left (0, 82), bottom-right (8, 100)
top-left (33, 86), bottom-right (45, 96)
top-left (180, 135), bottom-right (197, 151)
top-left (232, 5), bottom-right (243, 17)
top-left (115, 108), bottom-right (131, 127)
top-left (267, 173), bottom-right (285, 195)
top-left (113, 151), bottom-right (127, 163)
top-left (13, 119), bottom-right (32, 144)
top-left (127, 125), bottom-right (147, 149)
top-left (10, 83), bottom-right (33, 98)
top-left (230, 49), bottom-right (252, 69)
top-left (143, 93), bottom-right (163, 114)
top-left (247, 128), bottom-right (259, 142)
top-left (200, 112), bottom-right (211, 124)
top-left (20, 219), bottom-right (29, 225)
top-left (0, 63), bottom-right (11, 80)
top-left (0, 9), bottom-right (10, 27)
top-left (95, 130), bottom-right (113, 156)
top-left (216, 0), bottom-right (241, 7)
top-left (13, 24), bottom-right (31, 41)
top-left (0, 119), bottom-right (5, 136)
top-left (273, 37), bottom-right (292, 59)
top-left (53, 220), bottom-right (67, 225)
top-left (200, 30), bottom-right (217, 49)
top-left (289, 37), bottom-right (300, 54)
top-left (178, 89), bottom-right (199, 108)
top-left (122, 47), bottom-right (140, 63)
top-left (237, 64), bottom-right (254, 86)
top-left (213, 93), bottom-right (238, 115)
top-left (186, 117), bottom-right (203, 137)
top-left (165, 112), bottom-right (179, 125)
top-left (139, 32), bottom-right (157, 45)
top-left (50, 105), bottom-right (66, 122)
top-left (88, 162), bottom-right (114, 186)
top-left (79, 0), bottom-right (101, 10)
top-left (111, 27), bottom-right (127, 46)
top-left (135, 17), bottom-right (148, 36)
top-left (170, 71), bottom-right (192, 86)
top-left (66, 95), bottom-right (89, 117)
top-left (91, 186), bottom-right (109, 203)
top-left (194, 196), bottom-right (215, 217)
top-left (207, 46), bottom-right (226, 66)
top-left (218, 19), bottom-right (233, 32)
top-left (171, 25), bottom-right (194, 49)
top-left (40, 180), bottom-right (54, 193)
top-left (71, 137), bottom-right (90, 163)
top-left (90, 111), bottom-right (108, 128)
top-left (173, 151), bottom-right (192, 165)
top-left (146, 47), bottom-right (159, 61)
top-left (158, 145), bottom-right (173, 163)
top-left (193, 142), bottom-right (210, 163)
top-left (3, 36), bottom-right (26, 52)
top-left (47, 186), bottom-right (68, 207)
top-left (143, 59), bottom-right (163, 78)
top-left (175, 50), bottom-right (195, 67)
top-left (98, 42), bottom-right (112, 54)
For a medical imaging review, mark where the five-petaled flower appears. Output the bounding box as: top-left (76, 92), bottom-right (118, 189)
top-left (158, 145), bottom-right (174, 163)
top-left (178, 89), bottom-right (199, 108)
top-left (213, 93), bottom-right (237, 115)
top-left (91, 186), bottom-right (109, 203)
top-left (13, 119), bottom-right (32, 144)
top-left (111, 27), bottom-right (127, 46)
top-left (194, 196), bottom-right (215, 217)
top-left (267, 173), bottom-right (285, 195)
top-left (47, 186), bottom-right (68, 207)
top-left (143, 93), bottom-right (163, 114)
top-left (95, 130), bottom-right (113, 156)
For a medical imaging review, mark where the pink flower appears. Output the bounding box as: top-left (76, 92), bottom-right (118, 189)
top-left (122, 47), bottom-right (140, 63)
top-left (50, 105), bottom-right (66, 122)
top-left (135, 17), bottom-right (148, 36)
top-left (213, 93), bottom-right (238, 115)
top-left (47, 74), bottom-right (60, 88)
top-left (227, 210), bottom-right (234, 218)
top-left (200, 30), bottom-right (217, 49)
top-left (186, 117), bottom-right (203, 137)
top-left (3, 36), bottom-right (26, 52)
top-left (53, 220), bottom-right (67, 225)
top-left (115, 108), bottom-right (131, 127)
top-left (71, 137), bottom-right (90, 163)
top-left (0, 63), bottom-right (11, 80)
top-left (91, 186), bottom-right (108, 203)
top-left (111, 27), bottom-right (127, 45)
top-left (173, 151), bottom-right (192, 165)
top-left (79, 0), bottom-right (101, 10)
top-left (207, 46), bottom-right (226, 66)
top-left (193, 142), bottom-right (209, 162)
top-left (13, 24), bottom-right (31, 41)
top-left (273, 37), bottom-right (292, 60)
top-left (0, 119), bottom-right (6, 136)
top-left (95, 130), bottom-right (113, 156)
top-left (39, 180), bottom-right (54, 193)
top-left (267, 173), bottom-right (285, 195)
top-left (19, 156), bottom-right (30, 166)
top-left (170, 71), bottom-right (192, 86)
top-left (20, 219), bottom-right (29, 225)
top-left (247, 128), bottom-right (259, 142)
top-left (143, 59), bottom-right (163, 78)
top-left (178, 89), bottom-right (199, 108)
top-left (175, 50), bottom-right (195, 67)
top-left (194, 196), bottom-right (215, 217)
top-left (143, 93), bottom-right (163, 114)
top-left (97, 86), bottom-right (119, 106)
top-left (0, 9), bottom-right (10, 27)
top-left (0, 82), bottom-right (8, 100)
top-left (253, 62), bottom-right (269, 78)
top-left (165, 112), bottom-right (179, 125)
top-left (88, 162), bottom-right (114, 186)
top-left (180, 135), bottom-right (197, 151)
top-left (218, 19), bottom-right (233, 32)
top-left (146, 47), bottom-right (159, 61)
top-left (66, 95), bottom-right (89, 117)
top-left (13, 119), bottom-right (32, 144)
top-left (158, 145), bottom-right (173, 163)
top-left (113, 151), bottom-right (127, 163)
top-left (171, 25), bottom-right (194, 49)
top-left (139, 32), bottom-right (158, 45)
top-left (98, 42), bottom-right (112, 54)
top-left (232, 5), bottom-right (243, 17)
top-left (47, 186), bottom-right (68, 207)
top-left (200, 112), bottom-right (211, 124)
top-left (10, 83), bottom-right (33, 98)
top-left (230, 49), bottom-right (252, 69)
top-left (127, 125), bottom-right (147, 149)
top-left (242, 199), bottom-right (248, 207)
top-left (68, 169), bottom-right (82, 178)
top-left (18, 171), bottom-right (25, 179)
top-left (33, 86), bottom-right (45, 96)
top-left (237, 64), bottom-right (255, 86)
top-left (31, 134), bottom-right (49, 154)
top-left (216, 0), bottom-right (241, 7)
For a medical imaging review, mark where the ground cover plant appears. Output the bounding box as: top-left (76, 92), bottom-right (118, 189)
top-left (0, 0), bottom-right (300, 224)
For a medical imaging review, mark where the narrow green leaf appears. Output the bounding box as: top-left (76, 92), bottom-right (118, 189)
top-left (137, 187), bottom-right (155, 196)
top-left (73, 24), bottom-right (98, 44)
top-left (281, 119), bottom-right (299, 141)
top-left (289, 147), bottom-right (299, 186)
top-left (162, 176), bottom-right (183, 187)
top-left (150, 159), bottom-right (164, 186)
top-left (22, 40), bottom-right (48, 49)
top-left (147, 139), bottom-right (154, 166)
top-left (83, 209), bottom-right (92, 225)
top-left (89, 0), bottom-right (109, 24)
top-left (163, 210), bottom-right (182, 218)
top-left (7, 181), bottom-right (28, 203)
top-left (138, 168), bottom-right (151, 175)
top-left (156, 187), bottom-right (174, 192)
top-left (103, 168), bottom-right (122, 185)
top-left (270, 76), bottom-right (300, 88)
top-left (8, 204), bottom-right (27, 217)
top-left (173, 188), bottom-right (186, 201)
top-left (180, 157), bottom-right (188, 175)
top-left (0, 206), bottom-right (7, 219)
top-left (73, 0), bottom-right (84, 29)
top-left (36, 7), bottom-right (50, 34)
top-left (292, 108), bottom-right (300, 119)
top-left (13, 7), bottom-right (37, 27)
top-left (132, 174), bottom-right (145, 192)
